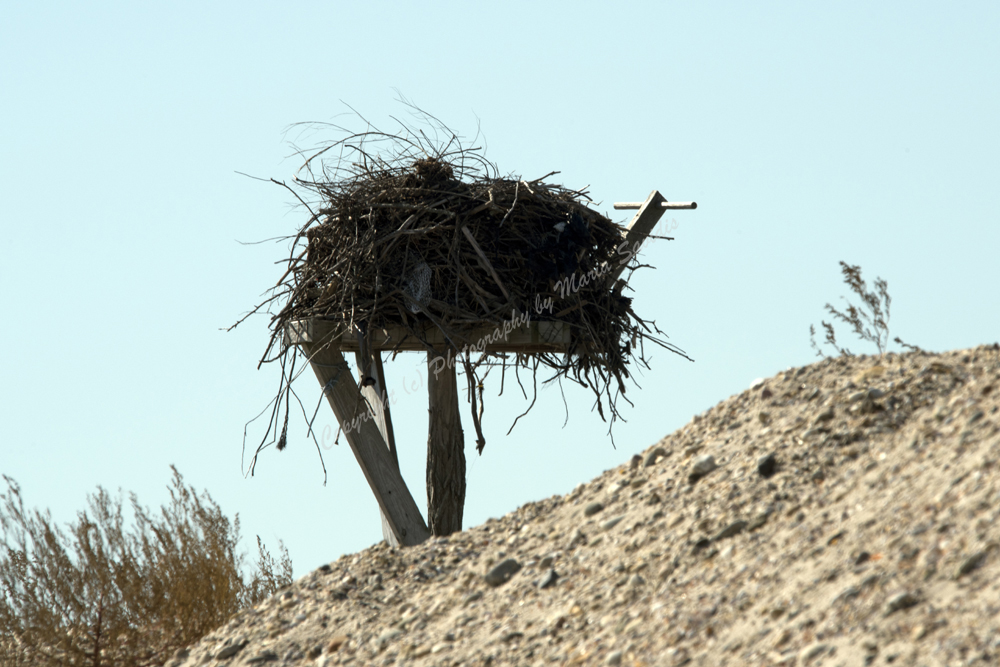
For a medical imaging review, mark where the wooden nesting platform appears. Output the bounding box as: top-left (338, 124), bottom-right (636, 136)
top-left (285, 190), bottom-right (696, 548)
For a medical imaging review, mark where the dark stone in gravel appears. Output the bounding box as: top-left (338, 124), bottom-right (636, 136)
top-left (246, 651), bottom-right (278, 664)
top-left (601, 515), bottom-right (625, 531)
top-left (826, 530), bottom-right (846, 546)
top-left (644, 446), bottom-right (668, 467)
top-left (689, 455), bottom-right (717, 483)
top-left (748, 512), bottom-right (770, 531)
top-left (693, 538), bottom-right (712, 552)
top-left (713, 520), bottom-right (748, 541)
top-left (216, 641), bottom-right (249, 660)
top-left (583, 501), bottom-right (605, 517)
top-left (799, 643), bottom-right (829, 663)
top-left (539, 569), bottom-right (559, 589)
top-left (815, 406), bottom-right (835, 423)
top-left (884, 591), bottom-right (920, 615)
top-left (956, 551), bottom-right (987, 578)
top-left (758, 453), bottom-right (778, 478)
top-left (484, 558), bottom-right (522, 587)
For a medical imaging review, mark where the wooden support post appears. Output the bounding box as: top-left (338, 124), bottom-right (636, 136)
top-left (426, 351), bottom-right (466, 536)
top-left (355, 339), bottom-right (401, 546)
top-left (302, 341), bottom-right (430, 547)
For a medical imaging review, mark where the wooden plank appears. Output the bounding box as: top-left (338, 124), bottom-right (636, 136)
top-left (355, 343), bottom-right (402, 546)
top-left (287, 319), bottom-right (571, 353)
top-left (606, 190), bottom-right (667, 284)
top-left (301, 341), bottom-right (430, 547)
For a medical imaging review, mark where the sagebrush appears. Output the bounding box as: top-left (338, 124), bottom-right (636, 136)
top-left (0, 466), bottom-right (292, 667)
top-left (810, 261), bottom-right (920, 358)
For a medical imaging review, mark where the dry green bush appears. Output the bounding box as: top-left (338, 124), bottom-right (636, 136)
top-left (0, 466), bottom-right (292, 667)
top-left (810, 261), bottom-right (921, 358)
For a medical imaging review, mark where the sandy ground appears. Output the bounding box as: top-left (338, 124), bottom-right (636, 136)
top-left (174, 344), bottom-right (1000, 667)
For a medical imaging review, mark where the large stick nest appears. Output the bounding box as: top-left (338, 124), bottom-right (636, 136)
top-left (240, 120), bottom-right (688, 467)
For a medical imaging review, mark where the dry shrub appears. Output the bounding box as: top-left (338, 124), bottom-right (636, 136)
top-left (0, 467), bottom-right (292, 667)
top-left (810, 261), bottom-right (921, 357)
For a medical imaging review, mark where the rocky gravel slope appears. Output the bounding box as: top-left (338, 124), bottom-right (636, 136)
top-left (174, 345), bottom-right (1000, 667)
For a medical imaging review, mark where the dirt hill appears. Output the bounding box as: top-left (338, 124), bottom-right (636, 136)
top-left (173, 345), bottom-right (1000, 667)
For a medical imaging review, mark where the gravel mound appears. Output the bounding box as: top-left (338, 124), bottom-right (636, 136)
top-left (173, 345), bottom-right (1000, 667)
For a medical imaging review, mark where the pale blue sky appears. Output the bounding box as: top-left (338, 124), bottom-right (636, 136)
top-left (2, 1), bottom-right (998, 578)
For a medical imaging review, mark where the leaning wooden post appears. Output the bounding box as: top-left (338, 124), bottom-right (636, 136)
top-left (426, 350), bottom-right (466, 536)
top-left (298, 337), bottom-right (431, 547)
top-left (354, 338), bottom-right (402, 546)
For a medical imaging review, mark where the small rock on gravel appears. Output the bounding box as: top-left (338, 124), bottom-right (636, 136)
top-left (689, 454), bottom-right (717, 482)
top-left (246, 650), bottom-right (278, 664)
top-left (216, 641), bottom-right (248, 660)
top-left (747, 512), bottom-right (770, 531)
top-left (713, 520), bottom-right (748, 541)
top-left (583, 501), bottom-right (605, 517)
top-left (955, 550), bottom-right (988, 578)
top-left (326, 635), bottom-right (348, 652)
top-left (644, 446), bottom-right (668, 467)
top-left (538, 569), bottom-right (559, 589)
top-left (814, 406), bottom-right (835, 423)
top-left (884, 590), bottom-right (920, 615)
top-left (375, 629), bottom-right (403, 651)
top-left (601, 515), bottom-right (625, 531)
top-left (692, 537), bottom-right (712, 553)
top-left (606, 650), bottom-right (623, 665)
top-left (758, 453), bottom-right (777, 478)
top-left (484, 558), bottom-right (522, 587)
top-left (798, 643), bottom-right (828, 663)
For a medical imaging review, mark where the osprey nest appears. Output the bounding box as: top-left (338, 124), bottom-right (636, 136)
top-left (246, 134), bottom-right (689, 451)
